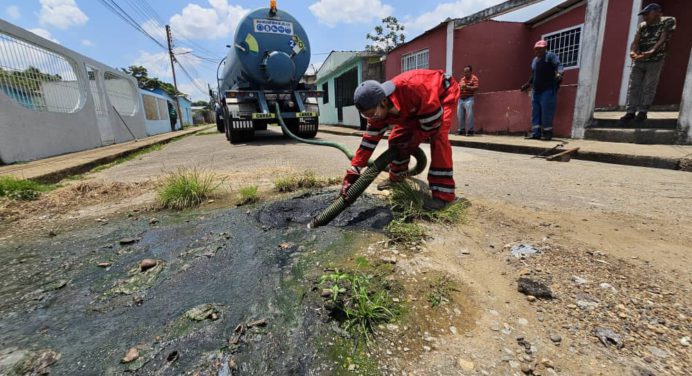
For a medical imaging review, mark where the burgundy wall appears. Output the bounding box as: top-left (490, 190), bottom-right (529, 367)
top-left (646, 0), bottom-right (691, 106)
top-left (384, 25), bottom-right (447, 80)
top-left (596, 0), bottom-right (634, 108)
top-left (464, 86), bottom-right (577, 137)
top-left (452, 21), bottom-right (531, 93)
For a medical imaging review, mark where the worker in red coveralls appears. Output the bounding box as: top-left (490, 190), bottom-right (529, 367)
top-left (340, 69), bottom-right (460, 211)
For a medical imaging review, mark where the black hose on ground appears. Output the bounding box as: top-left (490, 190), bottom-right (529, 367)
top-left (274, 104), bottom-right (428, 228)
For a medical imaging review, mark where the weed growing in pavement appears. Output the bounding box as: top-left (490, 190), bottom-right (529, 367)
top-left (426, 274), bottom-right (458, 308)
top-left (273, 170), bottom-right (340, 192)
top-left (318, 268), bottom-right (397, 342)
top-left (237, 185), bottom-right (260, 206)
top-left (0, 176), bottom-right (55, 201)
top-left (157, 167), bottom-right (222, 210)
top-left (92, 144), bottom-right (164, 173)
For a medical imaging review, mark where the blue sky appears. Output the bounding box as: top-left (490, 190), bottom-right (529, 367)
top-left (1, 0), bottom-right (564, 100)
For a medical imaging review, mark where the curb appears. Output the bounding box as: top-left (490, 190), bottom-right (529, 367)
top-left (318, 128), bottom-right (689, 172)
top-left (1, 126), bottom-right (211, 183)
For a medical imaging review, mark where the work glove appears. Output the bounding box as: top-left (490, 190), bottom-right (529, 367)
top-left (520, 83), bottom-right (531, 92)
top-left (340, 167), bottom-right (361, 198)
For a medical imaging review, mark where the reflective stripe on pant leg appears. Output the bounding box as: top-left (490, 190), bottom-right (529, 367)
top-left (388, 125), bottom-right (413, 181)
top-left (427, 89), bottom-right (457, 202)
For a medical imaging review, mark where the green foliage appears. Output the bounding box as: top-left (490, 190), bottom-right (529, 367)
top-left (0, 176), bottom-right (54, 201)
top-left (237, 185), bottom-right (260, 206)
top-left (156, 168), bottom-right (221, 210)
top-left (389, 180), bottom-right (468, 224)
top-left (365, 16), bottom-right (406, 53)
top-left (120, 65), bottom-right (182, 97)
top-left (426, 274), bottom-right (457, 308)
top-left (384, 219), bottom-right (427, 244)
top-left (91, 144), bottom-right (163, 172)
top-left (273, 171), bottom-right (340, 192)
top-left (318, 269), bottom-right (396, 341)
top-left (192, 100), bottom-right (211, 109)
top-left (0, 66), bottom-right (61, 94)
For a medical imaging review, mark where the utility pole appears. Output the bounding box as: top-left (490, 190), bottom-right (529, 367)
top-left (166, 24), bottom-right (183, 131)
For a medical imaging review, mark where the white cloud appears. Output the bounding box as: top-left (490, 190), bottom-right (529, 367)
top-left (28, 28), bottom-right (60, 44)
top-left (403, 0), bottom-right (503, 34)
top-left (309, 0), bottom-right (393, 27)
top-left (39, 0), bottom-right (88, 30)
top-left (81, 39), bottom-right (93, 47)
top-left (141, 19), bottom-right (167, 42)
top-left (178, 78), bottom-right (209, 101)
top-left (5, 5), bottom-right (20, 20)
top-left (168, 0), bottom-right (250, 40)
top-left (132, 48), bottom-right (201, 79)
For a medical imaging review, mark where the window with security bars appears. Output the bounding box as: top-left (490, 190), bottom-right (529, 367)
top-left (401, 49), bottom-right (429, 72)
top-left (542, 25), bottom-right (582, 69)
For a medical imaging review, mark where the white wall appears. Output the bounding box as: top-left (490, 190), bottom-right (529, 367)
top-left (0, 19), bottom-right (146, 164)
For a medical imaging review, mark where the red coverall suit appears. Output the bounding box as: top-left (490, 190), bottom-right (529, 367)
top-left (351, 69), bottom-right (460, 202)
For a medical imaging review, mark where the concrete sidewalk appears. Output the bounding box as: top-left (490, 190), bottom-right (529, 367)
top-left (0, 126), bottom-right (211, 182)
top-left (318, 125), bottom-right (692, 171)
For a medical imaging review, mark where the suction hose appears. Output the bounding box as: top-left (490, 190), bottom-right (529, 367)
top-left (274, 103), bottom-right (427, 228)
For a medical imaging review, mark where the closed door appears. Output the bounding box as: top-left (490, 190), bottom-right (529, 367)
top-left (87, 66), bottom-right (115, 145)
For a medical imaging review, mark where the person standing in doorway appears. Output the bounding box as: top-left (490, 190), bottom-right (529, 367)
top-left (457, 65), bottom-right (479, 136)
top-left (521, 40), bottom-right (563, 141)
top-left (167, 101), bottom-right (178, 131)
top-left (620, 3), bottom-right (676, 124)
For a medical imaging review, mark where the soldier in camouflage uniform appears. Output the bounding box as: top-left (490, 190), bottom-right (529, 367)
top-left (620, 3), bottom-right (676, 124)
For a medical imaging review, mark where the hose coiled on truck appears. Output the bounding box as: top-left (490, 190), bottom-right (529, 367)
top-left (274, 104), bottom-right (427, 228)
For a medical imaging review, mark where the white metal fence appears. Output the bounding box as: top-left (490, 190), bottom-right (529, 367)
top-left (0, 30), bottom-right (84, 113)
top-left (0, 19), bottom-right (147, 164)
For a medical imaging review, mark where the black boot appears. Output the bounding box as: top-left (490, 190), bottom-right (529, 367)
top-left (618, 112), bottom-right (635, 125)
top-left (635, 112), bottom-right (648, 121)
top-left (541, 130), bottom-right (553, 141)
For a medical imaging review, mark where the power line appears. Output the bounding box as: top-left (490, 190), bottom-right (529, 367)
top-left (97, 0), bottom-right (167, 50)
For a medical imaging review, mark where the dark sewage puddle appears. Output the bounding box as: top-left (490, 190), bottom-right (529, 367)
top-left (0, 190), bottom-right (392, 375)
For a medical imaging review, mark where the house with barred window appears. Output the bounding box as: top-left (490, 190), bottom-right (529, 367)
top-left (383, 0), bottom-right (691, 144)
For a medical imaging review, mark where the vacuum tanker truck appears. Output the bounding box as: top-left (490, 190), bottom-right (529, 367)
top-left (216, 1), bottom-right (321, 143)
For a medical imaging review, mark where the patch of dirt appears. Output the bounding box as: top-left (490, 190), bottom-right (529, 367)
top-left (374, 199), bottom-right (691, 376)
top-left (0, 180), bottom-right (153, 238)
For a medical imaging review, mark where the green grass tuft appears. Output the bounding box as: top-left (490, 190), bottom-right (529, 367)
top-left (237, 185), bottom-right (260, 206)
top-left (0, 176), bottom-right (55, 201)
top-left (389, 180), bottom-right (468, 224)
top-left (318, 269), bottom-right (398, 341)
top-left (426, 274), bottom-right (457, 308)
top-left (384, 219), bottom-right (427, 244)
top-left (156, 167), bottom-right (221, 210)
top-left (273, 170), bottom-right (340, 192)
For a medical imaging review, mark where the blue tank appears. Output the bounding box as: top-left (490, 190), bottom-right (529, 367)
top-left (220, 7), bottom-right (311, 91)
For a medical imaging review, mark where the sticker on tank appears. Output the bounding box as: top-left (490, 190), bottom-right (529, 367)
top-left (253, 19), bottom-right (293, 35)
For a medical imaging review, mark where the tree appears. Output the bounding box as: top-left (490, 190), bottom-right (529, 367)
top-left (192, 100), bottom-right (211, 109)
top-left (120, 65), bottom-right (182, 97)
top-left (0, 66), bottom-right (61, 94)
top-left (365, 16), bottom-right (406, 53)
